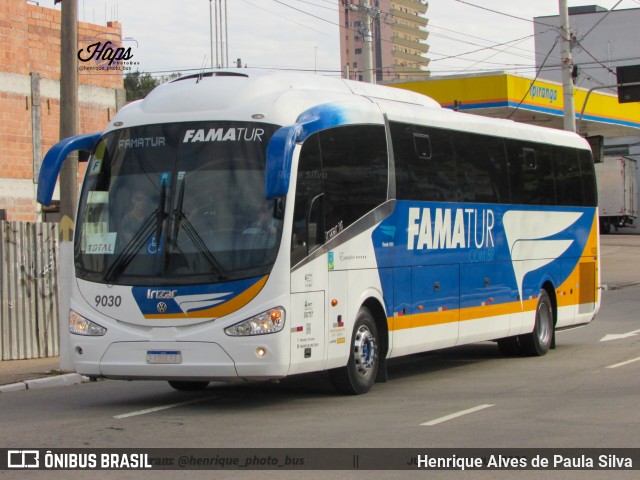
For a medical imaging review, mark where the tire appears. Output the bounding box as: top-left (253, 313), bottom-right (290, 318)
top-left (519, 290), bottom-right (554, 356)
top-left (329, 307), bottom-right (379, 395)
top-left (168, 380), bottom-right (209, 391)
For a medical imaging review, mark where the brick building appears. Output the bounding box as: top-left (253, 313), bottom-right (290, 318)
top-left (0, 0), bottom-right (126, 221)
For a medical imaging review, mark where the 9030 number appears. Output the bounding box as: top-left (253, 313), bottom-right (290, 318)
top-left (95, 295), bottom-right (122, 308)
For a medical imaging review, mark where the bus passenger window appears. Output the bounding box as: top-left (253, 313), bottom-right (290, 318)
top-left (319, 125), bottom-right (388, 235)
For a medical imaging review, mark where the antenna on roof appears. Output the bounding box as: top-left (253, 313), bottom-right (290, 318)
top-left (197, 55), bottom-right (208, 84)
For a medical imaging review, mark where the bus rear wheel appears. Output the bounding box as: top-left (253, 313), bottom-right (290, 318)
top-left (168, 380), bottom-right (209, 391)
top-left (329, 307), bottom-right (379, 395)
top-left (519, 290), bottom-right (554, 356)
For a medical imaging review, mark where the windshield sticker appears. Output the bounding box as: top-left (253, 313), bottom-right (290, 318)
top-left (84, 232), bottom-right (117, 255)
top-left (118, 137), bottom-right (166, 149)
top-left (183, 127), bottom-right (265, 143)
top-left (88, 158), bottom-right (102, 176)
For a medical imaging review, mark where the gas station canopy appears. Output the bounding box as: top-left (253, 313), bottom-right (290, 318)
top-left (390, 72), bottom-right (640, 138)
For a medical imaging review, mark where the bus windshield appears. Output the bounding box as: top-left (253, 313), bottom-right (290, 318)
top-left (75, 121), bottom-right (282, 286)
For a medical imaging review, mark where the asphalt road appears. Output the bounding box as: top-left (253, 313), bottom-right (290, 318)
top-left (0, 234), bottom-right (638, 480)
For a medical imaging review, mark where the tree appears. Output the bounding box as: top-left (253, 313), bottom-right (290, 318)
top-left (124, 72), bottom-right (159, 101)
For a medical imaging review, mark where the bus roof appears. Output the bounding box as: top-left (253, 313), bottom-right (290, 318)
top-left (108, 69), bottom-right (590, 151)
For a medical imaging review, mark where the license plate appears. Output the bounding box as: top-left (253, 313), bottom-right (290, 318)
top-left (146, 351), bottom-right (182, 364)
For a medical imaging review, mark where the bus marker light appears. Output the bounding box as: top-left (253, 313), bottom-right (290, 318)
top-left (331, 299), bottom-right (338, 307)
top-left (256, 347), bottom-right (267, 358)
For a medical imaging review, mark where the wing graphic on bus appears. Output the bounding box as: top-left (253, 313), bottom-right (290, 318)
top-left (503, 210), bottom-right (583, 305)
top-left (174, 292), bottom-right (232, 314)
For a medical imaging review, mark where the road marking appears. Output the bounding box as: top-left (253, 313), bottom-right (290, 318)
top-left (114, 395), bottom-right (218, 419)
top-left (600, 329), bottom-right (640, 342)
top-left (606, 356), bottom-right (640, 369)
top-left (421, 404), bottom-right (494, 426)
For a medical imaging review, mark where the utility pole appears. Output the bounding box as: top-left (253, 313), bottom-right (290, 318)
top-left (360, 0), bottom-right (375, 84)
top-left (60, 0), bottom-right (78, 223)
top-left (209, 0), bottom-right (214, 69)
top-left (58, 0), bottom-right (79, 371)
top-left (559, 0), bottom-right (576, 132)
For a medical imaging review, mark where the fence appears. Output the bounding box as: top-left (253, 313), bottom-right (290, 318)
top-left (0, 221), bottom-right (59, 360)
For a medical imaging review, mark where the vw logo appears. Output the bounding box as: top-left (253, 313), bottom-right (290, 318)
top-left (157, 302), bottom-right (168, 313)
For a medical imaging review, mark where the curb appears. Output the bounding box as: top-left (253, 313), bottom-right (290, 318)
top-left (0, 373), bottom-right (90, 393)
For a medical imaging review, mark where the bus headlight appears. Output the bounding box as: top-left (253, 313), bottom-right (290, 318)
top-left (70, 310), bottom-right (107, 336)
top-left (225, 307), bottom-right (285, 336)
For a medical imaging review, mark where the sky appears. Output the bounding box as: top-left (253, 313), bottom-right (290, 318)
top-left (62, 0), bottom-right (640, 79)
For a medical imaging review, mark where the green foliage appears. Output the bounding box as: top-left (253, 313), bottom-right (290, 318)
top-left (124, 72), bottom-right (183, 102)
top-left (124, 72), bottom-right (159, 101)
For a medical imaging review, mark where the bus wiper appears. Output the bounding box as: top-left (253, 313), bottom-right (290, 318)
top-left (103, 210), bottom-right (159, 282)
top-left (176, 211), bottom-right (227, 280)
top-left (155, 180), bottom-right (168, 246)
top-left (168, 178), bottom-right (226, 280)
top-left (104, 183), bottom-right (168, 283)
top-left (170, 178), bottom-right (185, 249)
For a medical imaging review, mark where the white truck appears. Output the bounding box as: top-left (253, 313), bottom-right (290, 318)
top-left (595, 156), bottom-right (638, 233)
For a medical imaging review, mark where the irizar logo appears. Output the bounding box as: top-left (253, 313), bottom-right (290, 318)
top-left (503, 210), bottom-right (583, 305)
top-left (407, 207), bottom-right (495, 251)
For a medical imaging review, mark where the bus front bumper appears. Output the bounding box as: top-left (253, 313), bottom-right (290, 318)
top-left (74, 341), bottom-right (288, 382)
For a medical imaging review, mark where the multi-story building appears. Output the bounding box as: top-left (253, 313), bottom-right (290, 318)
top-left (0, 0), bottom-right (126, 222)
top-left (339, 0), bottom-right (430, 82)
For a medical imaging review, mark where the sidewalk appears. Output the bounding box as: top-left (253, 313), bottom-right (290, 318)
top-left (0, 356), bottom-right (88, 392)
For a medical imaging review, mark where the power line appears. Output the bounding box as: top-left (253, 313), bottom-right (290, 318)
top-left (506, 38), bottom-right (559, 119)
top-left (578, 0), bottom-right (623, 41)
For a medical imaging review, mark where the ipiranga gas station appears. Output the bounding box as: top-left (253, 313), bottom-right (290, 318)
top-left (391, 72), bottom-right (640, 140)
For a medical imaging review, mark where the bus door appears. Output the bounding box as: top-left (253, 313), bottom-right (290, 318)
top-left (289, 137), bottom-right (328, 375)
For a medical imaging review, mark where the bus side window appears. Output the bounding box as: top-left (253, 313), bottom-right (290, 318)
top-left (507, 142), bottom-right (554, 205)
top-left (391, 122), bottom-right (452, 202)
top-left (452, 131), bottom-right (509, 204)
top-left (319, 125), bottom-right (388, 236)
top-left (554, 147), bottom-right (584, 206)
top-left (291, 134), bottom-right (324, 266)
top-left (578, 149), bottom-right (597, 207)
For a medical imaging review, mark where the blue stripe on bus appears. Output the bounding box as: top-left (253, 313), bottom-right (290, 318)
top-left (371, 201), bottom-right (596, 319)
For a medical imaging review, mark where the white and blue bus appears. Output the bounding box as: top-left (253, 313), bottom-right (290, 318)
top-left (38, 70), bottom-right (600, 394)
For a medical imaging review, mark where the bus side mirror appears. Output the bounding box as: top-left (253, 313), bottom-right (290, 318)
top-left (37, 133), bottom-right (101, 206)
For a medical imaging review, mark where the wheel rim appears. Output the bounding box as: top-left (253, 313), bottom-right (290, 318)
top-left (353, 325), bottom-right (376, 377)
top-left (536, 300), bottom-right (552, 345)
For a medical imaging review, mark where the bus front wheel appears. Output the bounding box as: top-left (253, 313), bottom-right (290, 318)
top-left (329, 307), bottom-right (379, 395)
top-left (519, 290), bottom-right (554, 356)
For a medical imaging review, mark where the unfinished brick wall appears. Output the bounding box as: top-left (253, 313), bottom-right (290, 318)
top-left (0, 0), bottom-right (124, 221)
